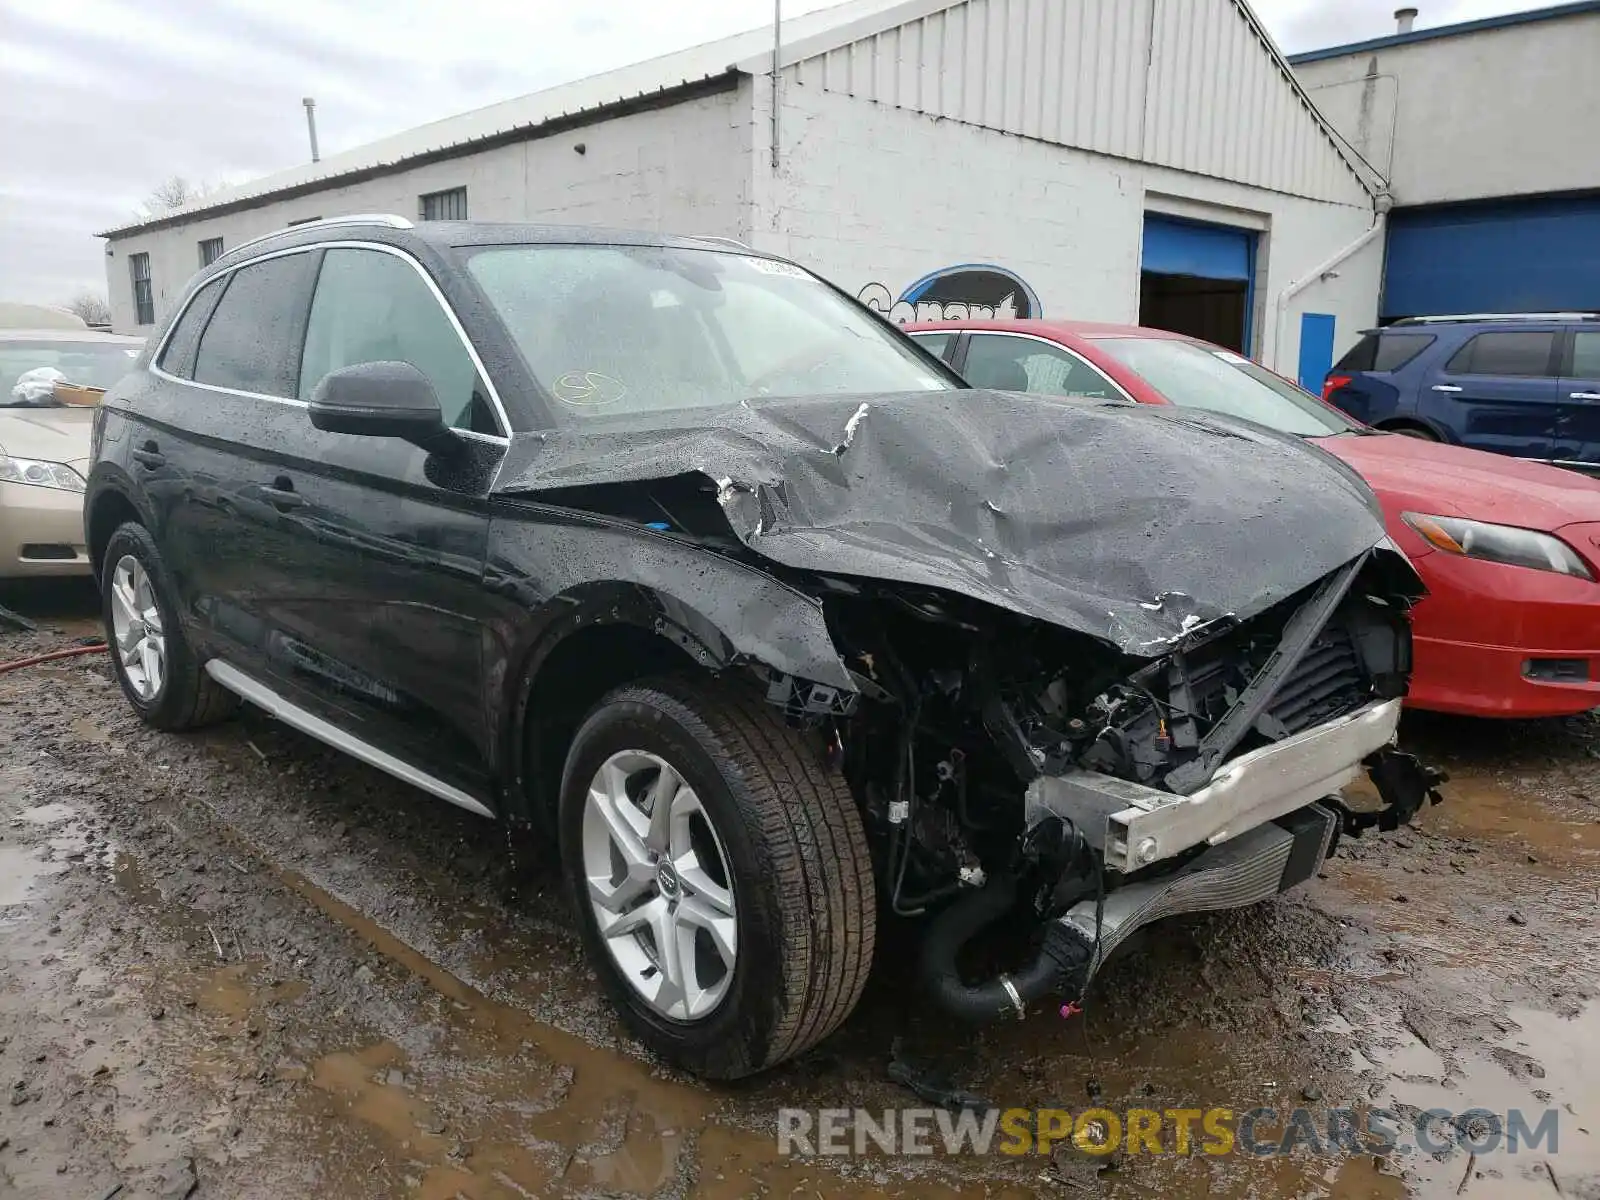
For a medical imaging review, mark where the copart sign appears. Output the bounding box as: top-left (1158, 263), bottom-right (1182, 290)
top-left (857, 264), bottom-right (1040, 325)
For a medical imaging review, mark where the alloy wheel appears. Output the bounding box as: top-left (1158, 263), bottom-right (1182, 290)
top-left (109, 554), bottom-right (165, 702)
top-left (581, 749), bottom-right (738, 1021)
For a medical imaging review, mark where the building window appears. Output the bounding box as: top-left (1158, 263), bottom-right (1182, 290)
top-left (129, 253), bottom-right (154, 325)
top-left (286, 215), bottom-right (322, 226)
top-left (198, 237), bottom-right (224, 267)
top-left (419, 187), bottom-right (468, 221)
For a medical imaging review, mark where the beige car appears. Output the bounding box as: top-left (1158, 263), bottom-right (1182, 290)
top-left (1, 327), bottom-right (143, 577)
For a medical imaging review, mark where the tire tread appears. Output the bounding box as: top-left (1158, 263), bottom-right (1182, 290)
top-left (103, 521), bottom-right (238, 731)
top-left (594, 675), bottom-right (875, 1074)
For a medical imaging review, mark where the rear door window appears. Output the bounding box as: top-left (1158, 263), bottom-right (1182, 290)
top-left (298, 247), bottom-right (497, 433)
top-left (193, 253), bottom-right (320, 397)
top-left (1334, 331), bottom-right (1433, 372)
top-left (1334, 334), bottom-right (1378, 371)
top-left (962, 333), bottom-right (1118, 398)
top-left (1372, 333), bottom-right (1434, 371)
top-left (1570, 331), bottom-right (1600, 378)
top-left (1444, 331), bottom-right (1557, 377)
top-left (157, 276), bottom-right (227, 380)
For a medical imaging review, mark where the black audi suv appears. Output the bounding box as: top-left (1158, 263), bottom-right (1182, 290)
top-left (87, 215), bottom-right (1438, 1078)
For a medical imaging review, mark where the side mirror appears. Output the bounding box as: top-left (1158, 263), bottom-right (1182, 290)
top-left (308, 361), bottom-right (456, 453)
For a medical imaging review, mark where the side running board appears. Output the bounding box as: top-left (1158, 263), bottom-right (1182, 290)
top-left (203, 660), bottom-right (496, 820)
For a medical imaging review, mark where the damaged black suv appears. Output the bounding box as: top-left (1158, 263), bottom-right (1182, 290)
top-left (87, 216), bottom-right (1440, 1079)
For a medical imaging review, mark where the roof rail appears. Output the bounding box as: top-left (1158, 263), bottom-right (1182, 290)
top-left (226, 213), bottom-right (415, 259)
top-left (1392, 311), bottom-right (1600, 325)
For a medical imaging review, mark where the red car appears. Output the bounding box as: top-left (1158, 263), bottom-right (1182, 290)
top-left (905, 318), bottom-right (1600, 719)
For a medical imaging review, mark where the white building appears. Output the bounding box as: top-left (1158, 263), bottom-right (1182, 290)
top-left (102, 0), bottom-right (1386, 388)
top-left (1290, 1), bottom-right (1600, 319)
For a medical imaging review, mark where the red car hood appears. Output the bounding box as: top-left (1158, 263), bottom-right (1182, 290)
top-left (1315, 433), bottom-right (1600, 535)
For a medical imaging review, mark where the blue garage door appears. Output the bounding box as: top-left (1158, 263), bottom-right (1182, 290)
top-left (1140, 215), bottom-right (1257, 352)
top-left (1142, 216), bottom-right (1254, 281)
top-left (1383, 196), bottom-right (1600, 319)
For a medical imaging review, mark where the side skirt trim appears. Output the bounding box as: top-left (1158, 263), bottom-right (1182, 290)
top-left (204, 659), bottom-right (496, 820)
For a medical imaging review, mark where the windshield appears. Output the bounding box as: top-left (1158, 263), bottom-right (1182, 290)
top-left (1093, 337), bottom-right (1360, 437)
top-left (464, 244), bottom-right (955, 422)
top-left (1, 340), bottom-right (140, 407)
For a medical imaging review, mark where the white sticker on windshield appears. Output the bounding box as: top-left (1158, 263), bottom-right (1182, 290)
top-left (1210, 350), bottom-right (1251, 365)
top-left (741, 256), bottom-right (809, 279)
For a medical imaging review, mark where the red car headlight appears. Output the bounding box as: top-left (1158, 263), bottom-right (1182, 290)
top-left (1401, 512), bottom-right (1594, 581)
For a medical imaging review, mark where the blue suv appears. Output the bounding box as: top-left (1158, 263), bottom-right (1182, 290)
top-left (1321, 313), bottom-right (1600, 472)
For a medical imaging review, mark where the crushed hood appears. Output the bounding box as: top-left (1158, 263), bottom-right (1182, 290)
top-left (494, 391), bottom-right (1391, 656)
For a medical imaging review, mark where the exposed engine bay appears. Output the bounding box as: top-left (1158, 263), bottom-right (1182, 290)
top-left (771, 544), bottom-right (1441, 1023)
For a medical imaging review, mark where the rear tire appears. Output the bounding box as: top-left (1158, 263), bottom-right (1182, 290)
top-left (101, 521), bottom-right (238, 731)
top-left (558, 674), bottom-right (875, 1079)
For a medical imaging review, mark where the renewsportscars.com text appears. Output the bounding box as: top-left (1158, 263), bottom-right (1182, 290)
top-left (777, 1105), bottom-right (1561, 1158)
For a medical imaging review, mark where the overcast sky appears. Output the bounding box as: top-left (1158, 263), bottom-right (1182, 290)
top-left (0, 0), bottom-right (1556, 306)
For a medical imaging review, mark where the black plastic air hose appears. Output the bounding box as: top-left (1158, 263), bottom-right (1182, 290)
top-left (918, 874), bottom-right (1094, 1023)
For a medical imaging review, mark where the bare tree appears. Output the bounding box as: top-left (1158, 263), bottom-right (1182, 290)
top-left (135, 176), bottom-right (214, 219)
top-left (63, 292), bottom-right (112, 327)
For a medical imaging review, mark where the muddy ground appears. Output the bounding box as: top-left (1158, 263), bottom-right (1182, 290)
top-left (2, 579), bottom-right (1596, 1200)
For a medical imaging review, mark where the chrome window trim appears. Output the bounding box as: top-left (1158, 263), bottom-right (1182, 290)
top-left (149, 239), bottom-right (512, 440)
top-left (961, 330), bottom-right (1139, 404)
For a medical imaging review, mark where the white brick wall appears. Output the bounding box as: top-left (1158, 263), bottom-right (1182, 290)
top-left (747, 78), bottom-right (1382, 371)
top-left (105, 91), bottom-right (748, 334)
top-left (108, 74), bottom-right (1382, 373)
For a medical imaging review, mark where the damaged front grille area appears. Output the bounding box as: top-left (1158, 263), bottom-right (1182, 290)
top-left (1125, 548), bottom-right (1415, 796)
top-left (1269, 625), bottom-right (1367, 736)
top-left (805, 544), bottom-right (1427, 1025)
top-left (821, 547), bottom-right (1416, 920)
top-left (1078, 619), bottom-right (1371, 797)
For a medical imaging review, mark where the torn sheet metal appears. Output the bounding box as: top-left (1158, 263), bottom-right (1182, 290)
top-left (493, 390), bottom-right (1390, 656)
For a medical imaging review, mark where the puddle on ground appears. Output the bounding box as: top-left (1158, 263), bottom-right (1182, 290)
top-left (314, 1042), bottom-right (453, 1160)
top-left (260, 864), bottom-right (1443, 1199)
top-left (1374, 999), bottom-right (1598, 1199)
top-left (1349, 770), bottom-right (1599, 862)
top-left (17, 800), bottom-right (79, 825)
top-left (68, 715), bottom-right (114, 744)
top-left (276, 865), bottom-right (720, 1197)
top-left (195, 960), bottom-right (308, 1020)
top-left (0, 842), bottom-right (62, 908)
top-left (16, 756), bottom-right (1586, 1199)
top-left (2, 800), bottom-right (94, 909)
top-left (110, 847), bottom-right (170, 909)
top-left (1426, 774), bottom-right (1599, 857)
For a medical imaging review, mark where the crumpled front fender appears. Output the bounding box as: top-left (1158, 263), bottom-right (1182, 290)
top-left (485, 503), bottom-right (855, 693)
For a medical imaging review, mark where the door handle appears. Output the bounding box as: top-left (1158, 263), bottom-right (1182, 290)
top-left (262, 477), bottom-right (304, 511)
top-left (1430, 384), bottom-right (1463, 393)
top-left (131, 442), bottom-right (165, 468)
top-left (1571, 391), bottom-right (1600, 401)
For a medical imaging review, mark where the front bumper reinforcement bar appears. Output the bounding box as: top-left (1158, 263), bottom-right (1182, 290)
top-left (1026, 697), bottom-right (1405, 873)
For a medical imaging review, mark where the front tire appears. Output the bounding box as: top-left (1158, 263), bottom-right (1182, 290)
top-left (100, 521), bottom-right (237, 731)
top-left (558, 675), bottom-right (875, 1079)
top-left (1391, 424), bottom-right (1440, 441)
